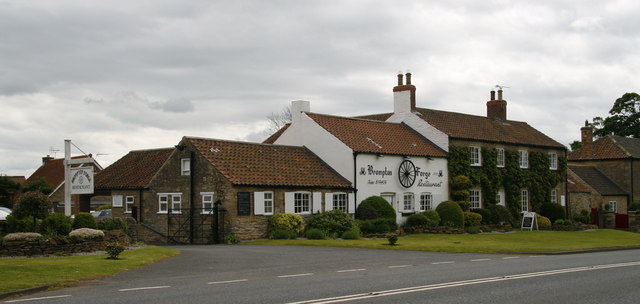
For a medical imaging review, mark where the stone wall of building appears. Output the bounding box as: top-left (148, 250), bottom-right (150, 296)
top-left (569, 192), bottom-right (592, 219)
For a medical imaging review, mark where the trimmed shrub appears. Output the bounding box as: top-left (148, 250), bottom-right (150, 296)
top-left (269, 228), bottom-right (298, 240)
top-left (466, 226), bottom-right (481, 234)
top-left (305, 228), bottom-right (325, 240)
top-left (471, 208), bottom-right (492, 225)
top-left (387, 233), bottom-right (398, 245)
top-left (73, 212), bottom-right (97, 230)
top-left (41, 213), bottom-right (72, 236)
top-left (540, 203), bottom-right (565, 223)
top-left (456, 201), bottom-right (471, 212)
top-left (2, 215), bottom-right (38, 234)
top-left (422, 210), bottom-right (441, 227)
top-left (354, 203), bottom-right (379, 220)
top-left (405, 213), bottom-right (431, 228)
top-left (268, 213), bottom-right (305, 235)
top-left (536, 214), bottom-right (552, 229)
top-left (69, 228), bottom-right (104, 240)
top-left (12, 191), bottom-right (51, 221)
top-left (357, 218), bottom-right (397, 234)
top-left (341, 227), bottom-right (361, 240)
top-left (308, 210), bottom-right (355, 238)
top-left (575, 209), bottom-right (592, 225)
top-left (356, 196), bottom-right (395, 220)
top-left (436, 201), bottom-right (464, 228)
top-left (2, 232), bottom-right (42, 242)
top-left (97, 218), bottom-right (129, 232)
top-left (105, 242), bottom-right (125, 259)
top-left (464, 211), bottom-right (482, 227)
top-left (487, 204), bottom-right (513, 225)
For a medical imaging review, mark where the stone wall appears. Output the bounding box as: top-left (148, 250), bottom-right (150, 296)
top-left (0, 230), bottom-right (131, 257)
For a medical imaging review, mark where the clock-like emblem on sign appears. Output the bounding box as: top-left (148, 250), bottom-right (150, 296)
top-left (398, 160), bottom-right (416, 188)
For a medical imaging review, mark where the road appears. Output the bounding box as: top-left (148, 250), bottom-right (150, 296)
top-left (5, 246), bottom-right (640, 303)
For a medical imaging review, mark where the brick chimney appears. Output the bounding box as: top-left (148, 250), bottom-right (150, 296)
top-left (393, 72), bottom-right (416, 114)
top-left (42, 155), bottom-right (54, 165)
top-left (486, 89), bottom-right (507, 121)
top-left (580, 120), bottom-right (593, 158)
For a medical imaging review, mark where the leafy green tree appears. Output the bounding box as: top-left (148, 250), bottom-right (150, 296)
top-left (22, 178), bottom-right (54, 195)
top-left (569, 140), bottom-right (581, 151)
top-left (13, 191), bottom-right (52, 222)
top-left (592, 92), bottom-right (639, 138)
top-left (0, 176), bottom-right (21, 208)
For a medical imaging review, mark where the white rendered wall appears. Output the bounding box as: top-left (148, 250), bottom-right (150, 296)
top-left (387, 112), bottom-right (449, 152)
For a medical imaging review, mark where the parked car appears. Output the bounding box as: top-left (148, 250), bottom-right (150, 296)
top-left (91, 209), bottom-right (112, 220)
top-left (0, 207), bottom-right (11, 221)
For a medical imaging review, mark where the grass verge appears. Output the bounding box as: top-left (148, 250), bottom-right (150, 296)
top-left (0, 246), bottom-right (179, 293)
top-left (245, 229), bottom-right (640, 254)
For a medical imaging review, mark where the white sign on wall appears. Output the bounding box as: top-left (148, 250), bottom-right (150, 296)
top-left (69, 166), bottom-right (94, 194)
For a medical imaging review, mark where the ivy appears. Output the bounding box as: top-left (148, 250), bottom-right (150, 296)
top-left (448, 146), bottom-right (565, 221)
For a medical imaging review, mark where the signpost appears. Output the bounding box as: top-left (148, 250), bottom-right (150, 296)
top-left (521, 212), bottom-right (538, 231)
top-left (63, 140), bottom-right (98, 216)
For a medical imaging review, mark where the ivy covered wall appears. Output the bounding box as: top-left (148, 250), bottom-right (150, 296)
top-left (448, 146), bottom-right (566, 218)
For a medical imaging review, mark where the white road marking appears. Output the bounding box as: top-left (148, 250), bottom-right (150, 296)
top-left (502, 256), bottom-right (520, 260)
top-left (207, 279), bottom-right (249, 284)
top-left (287, 261), bottom-right (640, 304)
top-left (431, 261), bottom-right (455, 265)
top-left (4, 295), bottom-right (71, 303)
top-left (278, 273), bottom-right (314, 278)
top-left (336, 269), bottom-right (366, 273)
top-left (471, 259), bottom-right (491, 262)
top-left (388, 265), bottom-right (413, 268)
top-left (119, 286), bottom-right (171, 292)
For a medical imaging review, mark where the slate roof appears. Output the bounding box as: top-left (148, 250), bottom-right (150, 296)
top-left (568, 165), bottom-right (628, 196)
top-left (305, 113), bottom-right (446, 157)
top-left (566, 169), bottom-right (593, 193)
top-left (186, 137), bottom-right (352, 188)
top-left (357, 108), bottom-right (565, 149)
top-left (95, 148), bottom-right (174, 190)
top-left (26, 156), bottom-right (97, 188)
top-left (568, 135), bottom-right (640, 160)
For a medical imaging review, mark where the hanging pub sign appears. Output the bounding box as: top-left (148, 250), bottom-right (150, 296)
top-left (69, 166), bottom-right (94, 194)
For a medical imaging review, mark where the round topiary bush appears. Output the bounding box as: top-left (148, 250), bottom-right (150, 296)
top-left (405, 213), bottom-right (430, 228)
top-left (421, 210), bottom-right (441, 227)
top-left (268, 213), bottom-right (305, 235)
top-left (487, 204), bottom-right (513, 225)
top-left (540, 202), bottom-right (565, 223)
top-left (354, 203), bottom-right (379, 220)
top-left (435, 201), bottom-right (464, 228)
top-left (304, 228), bottom-right (325, 240)
top-left (307, 210), bottom-right (355, 238)
top-left (356, 196), bottom-right (395, 220)
top-left (73, 212), bottom-right (97, 230)
top-left (341, 227), bottom-right (361, 240)
top-left (536, 214), bottom-right (552, 229)
top-left (41, 213), bottom-right (72, 236)
top-left (464, 211), bottom-right (482, 227)
top-left (471, 208), bottom-right (492, 225)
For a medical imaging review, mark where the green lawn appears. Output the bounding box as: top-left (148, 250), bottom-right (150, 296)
top-left (245, 229), bottom-right (640, 254)
top-left (0, 246), bottom-right (179, 293)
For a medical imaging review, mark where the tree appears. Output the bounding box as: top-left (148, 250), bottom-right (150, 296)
top-left (0, 176), bottom-right (21, 208)
top-left (569, 140), bottom-right (581, 151)
top-left (13, 191), bottom-right (52, 221)
top-left (22, 178), bottom-right (54, 195)
top-left (266, 106), bottom-right (292, 134)
top-left (592, 92), bottom-right (640, 138)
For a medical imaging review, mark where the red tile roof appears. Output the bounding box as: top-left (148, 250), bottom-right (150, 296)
top-left (357, 108), bottom-right (565, 149)
top-left (186, 137), bottom-right (352, 188)
top-left (305, 113), bottom-right (446, 157)
top-left (95, 148), bottom-right (174, 190)
top-left (263, 123), bottom-right (290, 144)
top-left (568, 135), bottom-right (640, 160)
top-left (26, 156), bottom-right (97, 188)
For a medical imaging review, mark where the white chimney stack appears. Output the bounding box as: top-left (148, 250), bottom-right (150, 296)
top-left (291, 100), bottom-right (310, 124)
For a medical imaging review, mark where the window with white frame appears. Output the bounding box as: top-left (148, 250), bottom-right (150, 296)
top-left (521, 190), bottom-right (529, 212)
top-left (181, 158), bottom-right (190, 176)
top-left (496, 189), bottom-right (505, 206)
top-left (470, 189), bottom-right (481, 209)
top-left (470, 146), bottom-right (482, 166)
top-left (609, 200), bottom-right (617, 213)
top-left (419, 193), bottom-right (432, 211)
top-left (333, 193), bottom-right (347, 212)
top-left (497, 148), bottom-right (505, 168)
top-left (519, 150), bottom-right (529, 168)
top-left (112, 195), bottom-right (123, 208)
top-left (549, 152), bottom-right (558, 170)
top-left (294, 192), bottom-right (310, 214)
top-left (403, 193), bottom-right (415, 212)
top-left (263, 192), bottom-right (274, 214)
top-left (550, 189), bottom-right (557, 204)
top-left (125, 196), bottom-right (134, 213)
top-left (158, 193), bottom-right (182, 214)
top-left (201, 192), bottom-right (214, 213)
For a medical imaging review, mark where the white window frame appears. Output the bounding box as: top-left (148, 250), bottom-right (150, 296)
top-left (112, 195), bottom-right (123, 208)
top-left (519, 150), bottom-right (529, 169)
top-left (125, 196), bottom-right (134, 213)
top-left (181, 158), bottom-right (190, 176)
top-left (263, 191), bottom-right (274, 215)
top-left (419, 193), bottom-right (432, 211)
top-left (201, 192), bottom-right (214, 214)
top-left (470, 146), bottom-right (482, 166)
top-left (402, 193), bottom-right (415, 212)
top-left (521, 189), bottom-right (529, 212)
top-left (549, 152), bottom-right (558, 170)
top-left (550, 189), bottom-right (557, 204)
top-left (609, 200), bottom-right (617, 213)
top-left (294, 192), bottom-right (311, 214)
top-left (496, 148), bottom-right (505, 168)
top-left (470, 189), bottom-right (481, 209)
top-left (332, 193), bottom-right (348, 212)
top-left (158, 193), bottom-right (182, 214)
top-left (496, 189), bottom-right (505, 206)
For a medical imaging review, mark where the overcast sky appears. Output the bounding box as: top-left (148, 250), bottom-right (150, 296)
top-left (1, 0), bottom-right (638, 177)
